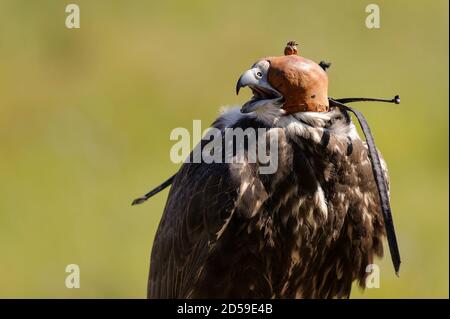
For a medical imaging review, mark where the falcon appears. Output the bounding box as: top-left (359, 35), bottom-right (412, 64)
top-left (133, 42), bottom-right (401, 299)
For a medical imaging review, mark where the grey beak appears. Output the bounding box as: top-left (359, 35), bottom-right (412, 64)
top-left (236, 69), bottom-right (257, 95)
top-left (236, 74), bottom-right (244, 95)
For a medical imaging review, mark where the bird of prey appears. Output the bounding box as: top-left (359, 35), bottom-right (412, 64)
top-left (133, 42), bottom-right (400, 299)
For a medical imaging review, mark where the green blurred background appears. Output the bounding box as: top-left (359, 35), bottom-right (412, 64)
top-left (0, 0), bottom-right (448, 298)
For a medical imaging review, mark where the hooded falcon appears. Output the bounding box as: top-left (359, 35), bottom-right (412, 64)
top-left (134, 42), bottom-right (400, 299)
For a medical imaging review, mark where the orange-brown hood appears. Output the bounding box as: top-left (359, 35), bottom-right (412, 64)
top-left (266, 55), bottom-right (329, 113)
top-left (236, 49), bottom-right (329, 114)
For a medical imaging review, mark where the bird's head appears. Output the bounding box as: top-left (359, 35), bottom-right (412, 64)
top-left (236, 42), bottom-right (329, 115)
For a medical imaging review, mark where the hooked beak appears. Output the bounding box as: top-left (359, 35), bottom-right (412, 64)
top-left (236, 67), bottom-right (283, 114)
top-left (236, 69), bottom-right (255, 95)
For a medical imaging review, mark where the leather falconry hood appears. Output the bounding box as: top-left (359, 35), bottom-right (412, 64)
top-left (266, 55), bottom-right (329, 113)
top-left (265, 42), bottom-right (329, 113)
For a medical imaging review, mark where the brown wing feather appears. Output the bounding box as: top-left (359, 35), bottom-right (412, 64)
top-left (147, 161), bottom-right (239, 298)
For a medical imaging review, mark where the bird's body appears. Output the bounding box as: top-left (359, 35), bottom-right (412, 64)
top-left (139, 42), bottom-right (400, 298)
top-left (148, 107), bottom-right (387, 298)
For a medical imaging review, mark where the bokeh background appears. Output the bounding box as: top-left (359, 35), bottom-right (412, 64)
top-left (0, 0), bottom-right (448, 298)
